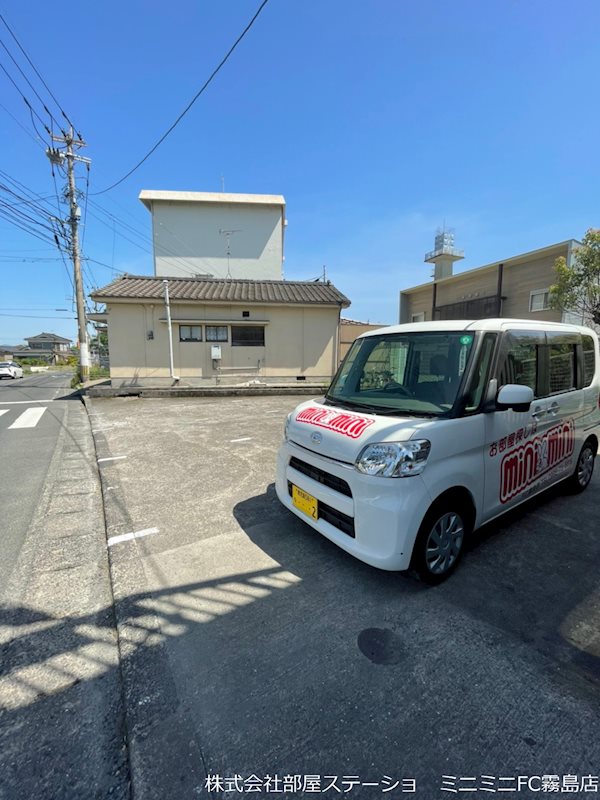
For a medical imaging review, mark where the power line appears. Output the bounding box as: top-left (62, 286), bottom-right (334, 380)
top-left (86, 199), bottom-right (218, 277)
top-left (0, 11), bottom-right (79, 136)
top-left (0, 100), bottom-right (45, 149)
top-left (93, 0), bottom-right (270, 195)
top-left (83, 257), bottom-right (125, 274)
top-left (80, 162), bottom-right (90, 247)
top-left (0, 60), bottom-right (50, 135)
top-left (0, 312), bottom-right (75, 319)
top-left (0, 36), bottom-right (63, 134)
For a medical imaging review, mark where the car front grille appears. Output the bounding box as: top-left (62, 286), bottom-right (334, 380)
top-left (289, 456), bottom-right (352, 498)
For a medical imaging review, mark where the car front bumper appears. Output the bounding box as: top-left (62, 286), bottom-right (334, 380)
top-left (276, 439), bottom-right (433, 571)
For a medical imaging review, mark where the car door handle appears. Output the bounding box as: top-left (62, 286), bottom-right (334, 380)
top-left (548, 401), bottom-right (560, 415)
top-left (531, 405), bottom-right (546, 419)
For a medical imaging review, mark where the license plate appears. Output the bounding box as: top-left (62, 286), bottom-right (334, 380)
top-left (292, 484), bottom-right (318, 520)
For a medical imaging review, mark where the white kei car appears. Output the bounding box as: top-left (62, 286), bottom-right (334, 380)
top-left (0, 361), bottom-right (24, 379)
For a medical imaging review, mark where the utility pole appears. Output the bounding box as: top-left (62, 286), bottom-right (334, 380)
top-left (47, 128), bottom-right (91, 383)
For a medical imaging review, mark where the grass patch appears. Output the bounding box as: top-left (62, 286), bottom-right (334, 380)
top-left (89, 366), bottom-right (110, 380)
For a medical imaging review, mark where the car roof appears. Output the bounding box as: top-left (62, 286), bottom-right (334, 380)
top-left (357, 318), bottom-right (598, 339)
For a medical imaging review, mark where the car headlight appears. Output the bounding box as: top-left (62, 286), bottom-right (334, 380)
top-left (355, 440), bottom-right (431, 477)
top-left (284, 413), bottom-right (292, 441)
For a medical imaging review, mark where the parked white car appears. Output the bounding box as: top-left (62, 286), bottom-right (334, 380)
top-left (0, 361), bottom-right (24, 379)
top-left (277, 319), bottom-right (600, 583)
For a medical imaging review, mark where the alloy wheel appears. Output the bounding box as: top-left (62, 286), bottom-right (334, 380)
top-left (425, 512), bottom-right (464, 575)
top-left (577, 447), bottom-right (594, 488)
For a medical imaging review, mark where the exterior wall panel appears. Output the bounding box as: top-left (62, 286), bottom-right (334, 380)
top-left (400, 243), bottom-right (572, 324)
top-left (105, 301), bottom-right (339, 385)
top-left (151, 201), bottom-right (283, 280)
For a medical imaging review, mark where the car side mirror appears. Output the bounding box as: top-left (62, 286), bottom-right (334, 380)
top-left (496, 384), bottom-right (534, 413)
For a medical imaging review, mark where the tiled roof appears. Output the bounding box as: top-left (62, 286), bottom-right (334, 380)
top-left (91, 275), bottom-right (350, 307)
top-left (341, 317), bottom-right (385, 326)
top-left (26, 332), bottom-right (72, 342)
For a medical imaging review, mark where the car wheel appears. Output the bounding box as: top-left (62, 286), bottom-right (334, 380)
top-left (411, 502), bottom-right (470, 584)
top-left (565, 440), bottom-right (596, 494)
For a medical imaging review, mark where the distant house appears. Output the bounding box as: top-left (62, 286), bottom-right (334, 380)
top-left (139, 190), bottom-right (286, 281)
top-left (339, 318), bottom-right (387, 361)
top-left (0, 345), bottom-right (15, 359)
top-left (15, 332), bottom-right (73, 364)
top-left (399, 234), bottom-right (581, 324)
top-left (90, 275), bottom-right (350, 386)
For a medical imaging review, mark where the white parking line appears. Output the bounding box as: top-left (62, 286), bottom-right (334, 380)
top-left (8, 407), bottom-right (47, 429)
top-left (97, 456), bottom-right (127, 463)
top-left (230, 437), bottom-right (253, 443)
top-left (0, 399), bottom-right (57, 405)
top-left (107, 527), bottom-right (159, 547)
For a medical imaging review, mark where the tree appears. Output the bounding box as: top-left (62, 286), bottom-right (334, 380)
top-left (550, 228), bottom-right (600, 325)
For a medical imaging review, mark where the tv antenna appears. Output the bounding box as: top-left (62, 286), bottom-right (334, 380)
top-left (219, 228), bottom-right (241, 278)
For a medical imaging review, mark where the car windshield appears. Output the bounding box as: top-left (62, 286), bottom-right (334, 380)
top-left (0, 362), bottom-right (11, 367)
top-left (327, 331), bottom-right (476, 416)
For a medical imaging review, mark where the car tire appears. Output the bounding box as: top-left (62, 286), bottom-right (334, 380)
top-left (410, 500), bottom-right (471, 584)
top-left (564, 439), bottom-right (596, 494)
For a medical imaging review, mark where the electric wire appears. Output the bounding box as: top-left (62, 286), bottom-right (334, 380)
top-left (0, 100), bottom-right (45, 148)
top-left (0, 36), bottom-right (63, 134)
top-left (92, 0), bottom-right (270, 195)
top-left (87, 199), bottom-right (217, 277)
top-left (0, 11), bottom-right (80, 136)
top-left (0, 60), bottom-right (50, 134)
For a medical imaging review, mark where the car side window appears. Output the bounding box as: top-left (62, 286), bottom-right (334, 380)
top-left (496, 330), bottom-right (544, 398)
top-left (582, 334), bottom-right (596, 387)
top-left (546, 332), bottom-right (578, 395)
top-left (463, 333), bottom-right (497, 413)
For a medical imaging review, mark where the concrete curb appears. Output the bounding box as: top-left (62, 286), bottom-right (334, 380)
top-left (86, 384), bottom-right (328, 399)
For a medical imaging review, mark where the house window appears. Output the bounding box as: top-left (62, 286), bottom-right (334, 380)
top-left (206, 326), bottom-right (228, 342)
top-left (231, 325), bottom-right (265, 347)
top-left (411, 312), bottom-right (425, 322)
top-left (529, 289), bottom-right (549, 312)
top-left (179, 325), bottom-right (202, 342)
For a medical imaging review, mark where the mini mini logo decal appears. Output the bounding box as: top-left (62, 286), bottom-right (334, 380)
top-left (311, 432), bottom-right (323, 444)
top-left (296, 406), bottom-right (375, 439)
top-left (500, 418), bottom-right (575, 504)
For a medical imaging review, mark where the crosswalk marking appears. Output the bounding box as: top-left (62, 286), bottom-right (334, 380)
top-left (8, 407), bottom-right (47, 429)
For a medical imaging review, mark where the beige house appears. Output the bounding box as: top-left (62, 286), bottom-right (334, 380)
top-left (399, 239), bottom-right (581, 324)
top-left (139, 190), bottom-right (286, 281)
top-left (90, 276), bottom-right (350, 386)
top-left (339, 318), bottom-right (387, 360)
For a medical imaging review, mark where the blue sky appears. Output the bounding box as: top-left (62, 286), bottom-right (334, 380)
top-left (1, 0), bottom-right (599, 344)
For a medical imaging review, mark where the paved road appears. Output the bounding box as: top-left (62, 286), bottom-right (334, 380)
top-left (0, 371), bottom-right (129, 800)
top-left (89, 395), bottom-right (600, 799)
top-left (0, 371), bottom-right (76, 586)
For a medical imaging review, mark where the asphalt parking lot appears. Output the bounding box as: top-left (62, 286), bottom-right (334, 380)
top-left (88, 394), bottom-right (600, 799)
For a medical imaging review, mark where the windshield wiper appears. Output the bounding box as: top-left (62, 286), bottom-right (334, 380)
top-left (374, 408), bottom-right (440, 418)
top-left (325, 395), bottom-right (440, 418)
top-left (324, 395), bottom-right (381, 413)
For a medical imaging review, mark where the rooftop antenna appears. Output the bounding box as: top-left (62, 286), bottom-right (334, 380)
top-left (219, 228), bottom-right (241, 279)
top-left (221, 175), bottom-right (225, 192)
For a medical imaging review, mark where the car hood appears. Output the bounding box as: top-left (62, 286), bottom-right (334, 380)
top-left (287, 398), bottom-right (432, 463)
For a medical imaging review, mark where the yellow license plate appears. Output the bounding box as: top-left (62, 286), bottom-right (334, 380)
top-left (292, 485), bottom-right (318, 520)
